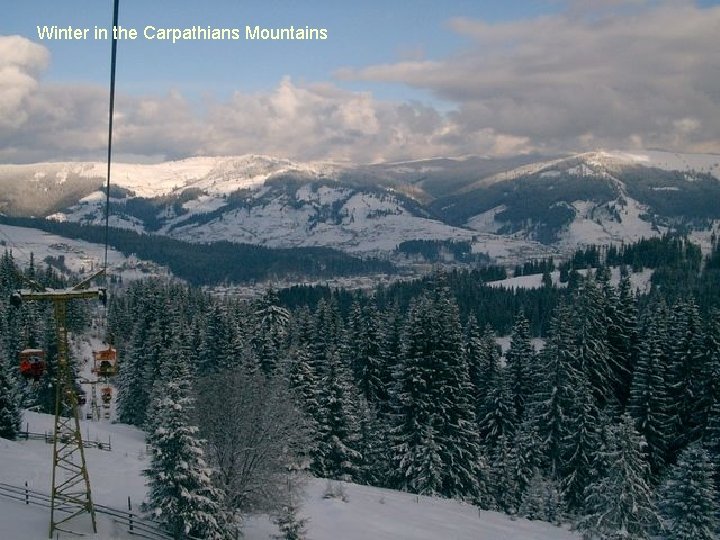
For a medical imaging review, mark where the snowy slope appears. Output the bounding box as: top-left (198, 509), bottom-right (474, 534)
top-left (485, 267), bottom-right (654, 293)
top-left (245, 480), bottom-right (578, 540)
top-left (168, 187), bottom-right (475, 254)
top-left (0, 155), bottom-right (343, 199)
top-left (0, 223), bottom-right (170, 280)
top-left (0, 416), bottom-right (579, 540)
top-left (589, 150), bottom-right (720, 180)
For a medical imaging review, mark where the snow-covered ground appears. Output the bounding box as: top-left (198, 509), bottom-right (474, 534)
top-left (0, 413), bottom-right (579, 540)
top-left (557, 195), bottom-right (661, 250)
top-left (0, 223), bottom-right (170, 280)
top-left (484, 267), bottom-right (654, 293)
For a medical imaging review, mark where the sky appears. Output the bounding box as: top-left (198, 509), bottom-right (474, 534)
top-left (1, 0), bottom-right (719, 164)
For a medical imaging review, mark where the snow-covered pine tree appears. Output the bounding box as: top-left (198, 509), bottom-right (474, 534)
top-left (116, 317), bottom-right (155, 426)
top-left (288, 344), bottom-right (320, 426)
top-left (357, 400), bottom-right (389, 486)
top-left (252, 287), bottom-right (290, 377)
top-left (701, 308), bottom-right (720, 491)
top-left (657, 443), bottom-right (718, 540)
top-left (409, 419), bottom-right (443, 496)
top-left (390, 287), bottom-right (480, 500)
top-left (273, 503), bottom-right (309, 540)
top-left (561, 373), bottom-right (600, 514)
top-left (573, 275), bottom-right (617, 409)
top-left (486, 433), bottom-right (518, 513)
top-left (509, 417), bottom-right (542, 511)
top-left (627, 300), bottom-right (674, 477)
top-left (144, 332), bottom-right (229, 540)
top-left (666, 298), bottom-right (707, 456)
top-left (469, 323), bottom-right (502, 430)
top-left (430, 283), bottom-right (481, 499)
top-left (506, 311), bottom-right (534, 420)
top-left (519, 468), bottom-right (561, 523)
top-left (345, 299), bottom-right (385, 405)
top-left (0, 348), bottom-right (21, 440)
top-left (578, 414), bottom-right (661, 540)
top-left (605, 266), bottom-right (638, 408)
top-left (311, 350), bottom-right (363, 482)
top-left (464, 315), bottom-right (483, 394)
top-left (365, 302), bottom-right (402, 421)
top-left (197, 302), bottom-right (235, 376)
top-left (478, 369), bottom-right (516, 457)
top-left (537, 300), bottom-right (579, 479)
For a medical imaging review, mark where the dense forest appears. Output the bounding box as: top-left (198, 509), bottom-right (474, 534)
top-left (1, 233), bottom-right (720, 539)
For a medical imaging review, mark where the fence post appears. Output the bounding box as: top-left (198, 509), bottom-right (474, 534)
top-left (25, 481), bottom-right (29, 505)
top-left (128, 496), bottom-right (134, 533)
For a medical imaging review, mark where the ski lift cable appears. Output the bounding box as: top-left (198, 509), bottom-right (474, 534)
top-left (103, 0), bottom-right (120, 282)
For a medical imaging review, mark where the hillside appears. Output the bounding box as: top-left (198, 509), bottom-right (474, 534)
top-left (0, 410), bottom-right (578, 540)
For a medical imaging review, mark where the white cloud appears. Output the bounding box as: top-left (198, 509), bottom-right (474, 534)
top-left (0, 35), bottom-right (49, 130)
top-left (340, 2), bottom-right (720, 155)
top-left (2, 1), bottom-right (719, 164)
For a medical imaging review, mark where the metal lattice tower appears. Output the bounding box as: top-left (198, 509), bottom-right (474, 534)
top-left (12, 277), bottom-right (106, 538)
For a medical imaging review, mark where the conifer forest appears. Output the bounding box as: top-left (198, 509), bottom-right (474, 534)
top-left (2, 233), bottom-right (720, 539)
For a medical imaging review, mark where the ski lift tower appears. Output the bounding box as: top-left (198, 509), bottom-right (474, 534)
top-left (10, 271), bottom-right (107, 538)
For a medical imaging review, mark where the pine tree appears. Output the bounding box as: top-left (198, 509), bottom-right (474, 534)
top-left (519, 468), bottom-right (561, 523)
top-left (345, 300), bottom-right (385, 405)
top-left (273, 504), bottom-right (309, 540)
top-left (469, 323), bottom-right (502, 427)
top-left (312, 350), bottom-right (363, 482)
top-left (486, 433), bottom-right (517, 512)
top-left (409, 420), bottom-right (444, 496)
top-left (702, 309), bottom-right (720, 493)
top-left (572, 276), bottom-right (617, 408)
top-left (506, 311), bottom-right (534, 420)
top-left (390, 287), bottom-right (480, 499)
top-left (197, 303), bottom-right (235, 376)
top-left (0, 350), bottom-right (21, 440)
top-left (658, 444), bottom-right (718, 540)
top-left (144, 334), bottom-right (228, 540)
top-left (627, 300), bottom-right (674, 477)
top-left (373, 303), bottom-right (402, 414)
top-left (478, 369), bottom-right (516, 456)
top-left (666, 298), bottom-right (707, 456)
top-left (253, 288), bottom-right (290, 377)
top-left (288, 345), bottom-right (319, 424)
top-left (703, 397), bottom-right (720, 495)
top-left (561, 374), bottom-right (600, 514)
top-left (538, 301), bottom-right (579, 478)
top-left (117, 318), bottom-right (154, 426)
top-left (578, 414), bottom-right (661, 540)
top-left (606, 268), bottom-right (638, 408)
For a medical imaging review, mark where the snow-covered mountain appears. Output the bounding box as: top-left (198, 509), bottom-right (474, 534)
top-left (434, 150), bottom-right (720, 247)
top-left (2, 150), bottom-right (719, 265)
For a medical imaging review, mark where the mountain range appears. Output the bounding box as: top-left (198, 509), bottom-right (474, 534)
top-left (1, 150), bottom-right (719, 267)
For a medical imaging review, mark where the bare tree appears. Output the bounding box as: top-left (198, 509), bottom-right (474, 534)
top-left (194, 369), bottom-right (311, 516)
